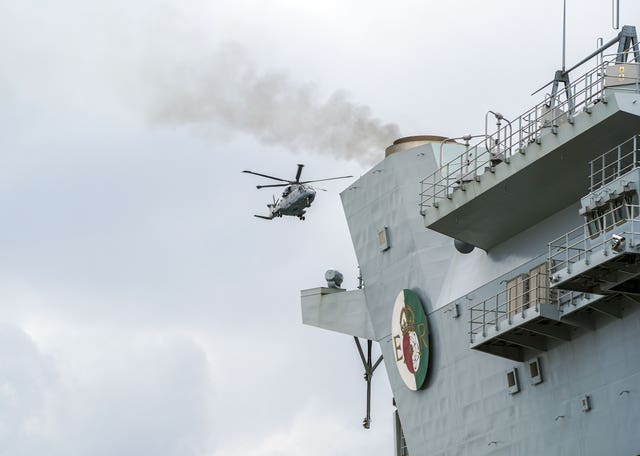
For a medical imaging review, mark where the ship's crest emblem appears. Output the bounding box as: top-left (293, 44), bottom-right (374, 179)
top-left (391, 289), bottom-right (429, 391)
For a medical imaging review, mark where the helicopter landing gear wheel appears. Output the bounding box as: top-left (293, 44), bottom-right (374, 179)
top-left (299, 215), bottom-right (305, 221)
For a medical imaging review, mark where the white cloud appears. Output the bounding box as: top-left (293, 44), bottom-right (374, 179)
top-left (2, 1), bottom-right (639, 455)
top-left (0, 324), bottom-right (56, 454)
top-left (0, 325), bottom-right (215, 456)
top-left (216, 398), bottom-right (392, 456)
top-left (50, 333), bottom-right (214, 456)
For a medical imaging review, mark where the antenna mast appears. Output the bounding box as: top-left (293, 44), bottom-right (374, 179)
top-left (533, 0), bottom-right (639, 114)
top-left (562, 0), bottom-right (567, 71)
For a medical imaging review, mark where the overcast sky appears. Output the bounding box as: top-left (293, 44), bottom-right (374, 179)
top-left (1, 1), bottom-right (640, 455)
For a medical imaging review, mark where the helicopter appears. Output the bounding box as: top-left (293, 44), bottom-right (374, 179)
top-left (242, 164), bottom-right (352, 220)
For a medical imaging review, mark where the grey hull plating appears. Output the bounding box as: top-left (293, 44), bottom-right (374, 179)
top-left (301, 80), bottom-right (640, 455)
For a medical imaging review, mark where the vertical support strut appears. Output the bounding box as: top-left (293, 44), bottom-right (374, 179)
top-left (616, 25), bottom-right (640, 63)
top-left (549, 70), bottom-right (574, 115)
top-left (354, 337), bottom-right (383, 429)
top-left (532, 24), bottom-right (640, 115)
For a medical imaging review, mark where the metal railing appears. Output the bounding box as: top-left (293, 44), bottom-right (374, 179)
top-left (548, 204), bottom-right (640, 276)
top-left (468, 272), bottom-right (553, 342)
top-left (420, 57), bottom-right (640, 212)
top-left (589, 134), bottom-right (640, 192)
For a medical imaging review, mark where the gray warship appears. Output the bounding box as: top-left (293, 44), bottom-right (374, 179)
top-left (301, 25), bottom-right (640, 455)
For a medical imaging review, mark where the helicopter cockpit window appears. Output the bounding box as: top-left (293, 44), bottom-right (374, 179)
top-left (282, 186), bottom-right (291, 197)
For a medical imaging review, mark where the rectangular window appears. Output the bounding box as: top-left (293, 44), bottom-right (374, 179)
top-left (612, 198), bottom-right (627, 225)
top-left (528, 358), bottom-right (543, 385)
top-left (378, 227), bottom-right (390, 252)
top-left (586, 212), bottom-right (601, 238)
top-left (602, 207), bottom-right (614, 231)
top-left (625, 192), bottom-right (639, 218)
top-left (506, 368), bottom-right (520, 394)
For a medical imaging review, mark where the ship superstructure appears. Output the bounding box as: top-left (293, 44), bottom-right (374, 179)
top-left (301, 26), bottom-right (640, 455)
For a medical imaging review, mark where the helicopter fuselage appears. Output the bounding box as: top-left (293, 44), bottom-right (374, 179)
top-left (272, 184), bottom-right (316, 218)
top-left (243, 164), bottom-right (351, 221)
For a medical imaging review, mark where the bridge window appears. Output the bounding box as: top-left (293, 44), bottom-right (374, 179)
top-left (612, 198), bottom-right (627, 224)
top-left (585, 191), bottom-right (638, 239)
top-left (586, 212), bottom-right (601, 238)
top-left (602, 206), bottom-right (615, 231)
top-left (625, 191), bottom-right (639, 218)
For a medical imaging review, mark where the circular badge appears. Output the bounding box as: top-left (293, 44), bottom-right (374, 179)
top-left (391, 289), bottom-right (429, 391)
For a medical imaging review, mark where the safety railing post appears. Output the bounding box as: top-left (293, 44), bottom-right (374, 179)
top-left (507, 121), bottom-right (513, 158)
top-left (431, 180), bottom-right (436, 208)
top-left (445, 163), bottom-right (450, 198)
top-left (470, 310), bottom-right (474, 343)
top-left (482, 301), bottom-right (486, 337)
top-left (618, 144), bottom-right (622, 178)
top-left (518, 116), bottom-right (523, 151)
top-left (495, 124), bottom-right (500, 161)
top-left (566, 232), bottom-right (571, 274)
top-left (535, 273), bottom-right (540, 312)
top-left (477, 147), bottom-right (481, 180)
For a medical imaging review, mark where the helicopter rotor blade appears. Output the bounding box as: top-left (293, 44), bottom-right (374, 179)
top-left (256, 183), bottom-right (290, 189)
top-left (295, 164), bottom-right (304, 183)
top-left (299, 175), bottom-right (353, 184)
top-left (242, 170), bottom-right (292, 183)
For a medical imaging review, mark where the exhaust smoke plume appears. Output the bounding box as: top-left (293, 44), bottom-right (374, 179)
top-left (146, 43), bottom-right (400, 164)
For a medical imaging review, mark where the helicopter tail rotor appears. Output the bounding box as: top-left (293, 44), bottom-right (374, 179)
top-left (260, 194), bottom-right (280, 220)
top-left (267, 194), bottom-right (279, 208)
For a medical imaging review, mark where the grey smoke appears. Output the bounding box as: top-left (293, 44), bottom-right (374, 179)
top-left (146, 43), bottom-right (400, 164)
